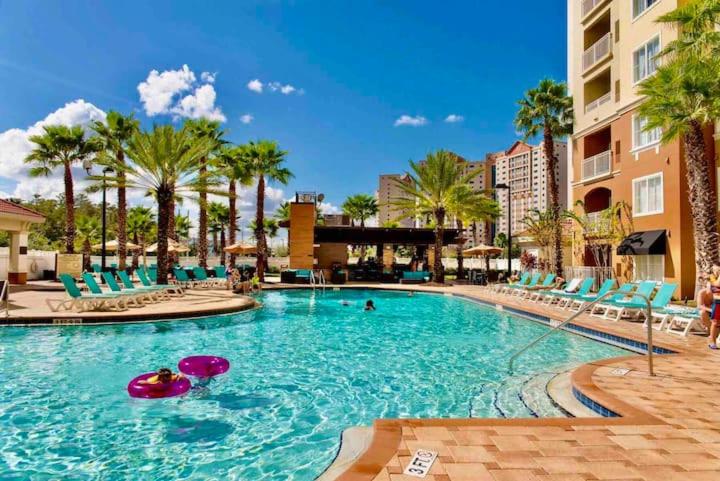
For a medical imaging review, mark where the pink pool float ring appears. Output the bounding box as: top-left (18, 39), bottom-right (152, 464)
top-left (178, 355), bottom-right (230, 378)
top-left (127, 373), bottom-right (191, 399)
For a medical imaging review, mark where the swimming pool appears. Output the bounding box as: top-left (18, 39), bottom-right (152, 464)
top-left (0, 289), bottom-right (629, 480)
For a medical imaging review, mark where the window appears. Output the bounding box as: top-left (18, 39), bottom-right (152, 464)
top-left (634, 255), bottom-right (664, 282)
top-left (632, 115), bottom-right (661, 149)
top-left (633, 0), bottom-right (659, 19)
top-left (633, 36), bottom-right (660, 83)
top-left (633, 173), bottom-right (663, 216)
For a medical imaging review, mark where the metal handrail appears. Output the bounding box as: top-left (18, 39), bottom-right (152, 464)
top-left (507, 289), bottom-right (654, 376)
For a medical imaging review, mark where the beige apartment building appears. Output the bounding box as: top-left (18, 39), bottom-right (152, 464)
top-left (568, 0), bottom-right (718, 298)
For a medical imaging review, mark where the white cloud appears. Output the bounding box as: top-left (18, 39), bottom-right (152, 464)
top-left (247, 79), bottom-right (264, 93)
top-left (240, 113), bottom-right (254, 124)
top-left (137, 65), bottom-right (225, 121)
top-left (444, 114), bottom-right (464, 123)
top-left (318, 201), bottom-right (340, 215)
top-left (0, 99), bottom-right (106, 200)
top-left (394, 115), bottom-right (428, 127)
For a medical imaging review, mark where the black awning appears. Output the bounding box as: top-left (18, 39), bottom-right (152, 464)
top-left (616, 230), bottom-right (666, 256)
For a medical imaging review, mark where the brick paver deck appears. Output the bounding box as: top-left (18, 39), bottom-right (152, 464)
top-left (331, 285), bottom-right (720, 481)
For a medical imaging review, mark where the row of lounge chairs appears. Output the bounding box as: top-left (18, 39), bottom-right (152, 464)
top-left (48, 269), bottom-right (193, 313)
top-left (491, 274), bottom-right (706, 337)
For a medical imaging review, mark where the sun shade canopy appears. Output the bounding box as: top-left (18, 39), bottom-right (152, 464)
top-left (616, 230), bottom-right (666, 256)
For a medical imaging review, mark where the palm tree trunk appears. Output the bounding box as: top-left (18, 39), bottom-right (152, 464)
top-left (131, 232), bottom-right (140, 270)
top-left (197, 156), bottom-right (209, 268)
top-left (543, 125), bottom-right (563, 276)
top-left (433, 208), bottom-right (446, 283)
top-left (228, 180), bottom-right (237, 266)
top-left (456, 219), bottom-right (465, 280)
top-left (166, 192), bottom-right (177, 271)
top-left (82, 240), bottom-right (91, 272)
top-left (63, 159), bottom-right (75, 253)
top-left (684, 120), bottom-right (720, 283)
top-left (212, 231), bottom-right (218, 255)
top-left (255, 175), bottom-right (267, 281)
top-left (156, 187), bottom-right (172, 284)
top-left (116, 150), bottom-right (127, 271)
top-left (220, 226), bottom-right (226, 266)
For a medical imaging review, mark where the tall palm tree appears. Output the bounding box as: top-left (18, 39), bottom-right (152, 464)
top-left (185, 119), bottom-right (225, 268)
top-left (342, 194), bottom-right (379, 227)
top-left (91, 111), bottom-right (139, 270)
top-left (76, 215), bottom-right (100, 272)
top-left (514, 79), bottom-right (574, 276)
top-left (216, 145), bottom-right (252, 266)
top-left (90, 125), bottom-right (217, 283)
top-left (127, 206), bottom-right (155, 269)
top-left (391, 150), bottom-right (486, 283)
top-left (449, 184), bottom-right (500, 279)
top-left (241, 140), bottom-right (293, 281)
top-left (25, 125), bottom-right (100, 253)
top-left (175, 214), bottom-right (192, 244)
top-left (208, 202), bottom-right (230, 265)
top-left (275, 201), bottom-right (290, 222)
top-left (638, 1), bottom-right (720, 278)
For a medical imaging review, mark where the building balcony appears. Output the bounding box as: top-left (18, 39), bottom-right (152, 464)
top-left (581, 150), bottom-right (611, 181)
top-left (584, 91), bottom-right (611, 113)
top-left (581, 0), bottom-right (609, 20)
top-left (582, 32), bottom-right (612, 72)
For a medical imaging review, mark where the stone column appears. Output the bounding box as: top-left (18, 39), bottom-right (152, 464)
top-left (8, 231), bottom-right (29, 284)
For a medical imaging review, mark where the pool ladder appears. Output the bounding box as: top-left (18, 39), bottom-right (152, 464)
top-left (506, 290), bottom-right (655, 376)
top-left (310, 270), bottom-right (326, 292)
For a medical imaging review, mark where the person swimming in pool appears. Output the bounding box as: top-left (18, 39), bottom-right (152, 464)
top-left (364, 300), bottom-right (376, 311)
top-left (138, 368), bottom-right (185, 385)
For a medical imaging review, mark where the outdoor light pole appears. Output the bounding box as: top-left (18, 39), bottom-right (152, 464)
top-left (100, 167), bottom-right (114, 273)
top-left (495, 183), bottom-right (512, 280)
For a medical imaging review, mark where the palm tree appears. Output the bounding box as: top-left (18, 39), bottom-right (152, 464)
top-left (275, 201), bottom-right (290, 222)
top-left (91, 125), bottom-right (217, 284)
top-left (449, 184), bottom-right (500, 279)
top-left (175, 214), bottom-right (192, 244)
top-left (638, 1), bottom-right (720, 278)
top-left (127, 206), bottom-right (155, 269)
top-left (76, 215), bottom-right (100, 272)
top-left (91, 111), bottom-right (139, 270)
top-left (208, 202), bottom-right (230, 265)
top-left (342, 194), bottom-right (379, 227)
top-left (216, 145), bottom-right (252, 266)
top-left (25, 125), bottom-right (100, 253)
top-left (514, 79), bottom-right (574, 276)
top-left (241, 140), bottom-right (293, 281)
top-left (185, 119), bottom-right (225, 268)
top-left (391, 150), bottom-right (486, 283)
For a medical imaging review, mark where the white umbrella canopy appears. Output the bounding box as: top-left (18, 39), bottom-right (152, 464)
top-left (91, 239), bottom-right (141, 251)
top-left (463, 244), bottom-right (503, 256)
top-left (146, 239), bottom-right (190, 253)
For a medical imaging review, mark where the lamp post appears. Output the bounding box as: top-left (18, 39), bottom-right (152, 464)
top-left (84, 161), bottom-right (114, 276)
top-left (495, 183), bottom-right (512, 280)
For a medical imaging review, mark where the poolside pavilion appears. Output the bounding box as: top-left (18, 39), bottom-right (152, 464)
top-left (282, 194), bottom-right (458, 282)
top-left (0, 199), bottom-right (45, 284)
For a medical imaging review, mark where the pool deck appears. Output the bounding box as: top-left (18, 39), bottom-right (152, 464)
top-left (1, 288), bottom-right (257, 325)
top-left (270, 283), bottom-right (720, 481)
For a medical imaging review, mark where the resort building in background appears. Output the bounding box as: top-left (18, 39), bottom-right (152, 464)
top-left (567, 0), bottom-right (718, 298)
top-left (377, 174), bottom-right (415, 228)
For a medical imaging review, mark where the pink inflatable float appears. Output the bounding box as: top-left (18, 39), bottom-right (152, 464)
top-left (127, 373), bottom-right (192, 399)
top-left (178, 356), bottom-right (230, 378)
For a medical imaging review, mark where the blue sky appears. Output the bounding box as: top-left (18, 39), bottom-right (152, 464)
top-left (0, 0), bottom-right (566, 222)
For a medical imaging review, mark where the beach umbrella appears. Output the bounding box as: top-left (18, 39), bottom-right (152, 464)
top-left (223, 243), bottom-right (257, 255)
top-left (92, 239), bottom-right (141, 251)
top-left (463, 245), bottom-right (503, 256)
top-left (146, 239), bottom-right (190, 253)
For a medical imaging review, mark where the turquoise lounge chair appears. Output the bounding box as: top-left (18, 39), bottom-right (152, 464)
top-left (497, 272), bottom-right (530, 294)
top-left (82, 272), bottom-right (145, 308)
top-left (135, 269), bottom-right (184, 296)
top-left (192, 267), bottom-right (224, 288)
top-left (46, 274), bottom-right (128, 312)
top-left (536, 277), bottom-right (585, 305)
top-left (568, 279), bottom-right (620, 312)
top-left (590, 281), bottom-right (654, 318)
top-left (508, 273), bottom-right (541, 296)
top-left (101, 272), bottom-right (158, 304)
top-left (604, 282), bottom-right (678, 322)
top-left (173, 268), bottom-right (196, 288)
top-left (551, 278), bottom-right (595, 308)
top-left (214, 265), bottom-right (227, 279)
top-left (521, 274), bottom-right (557, 300)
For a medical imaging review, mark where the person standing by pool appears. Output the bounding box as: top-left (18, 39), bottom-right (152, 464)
top-left (697, 274), bottom-right (718, 350)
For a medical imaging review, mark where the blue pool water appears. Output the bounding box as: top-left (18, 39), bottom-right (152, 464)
top-left (0, 289), bottom-right (629, 480)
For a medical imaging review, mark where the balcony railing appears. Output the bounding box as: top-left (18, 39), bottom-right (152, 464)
top-left (581, 149), bottom-right (611, 180)
top-left (581, 0), bottom-right (605, 18)
top-left (585, 92), bottom-right (611, 113)
top-left (582, 32), bottom-right (612, 71)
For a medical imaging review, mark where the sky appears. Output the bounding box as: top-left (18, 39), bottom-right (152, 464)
top-left (0, 0), bottom-right (567, 235)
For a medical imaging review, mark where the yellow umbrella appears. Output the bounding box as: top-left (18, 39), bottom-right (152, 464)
top-left (91, 239), bottom-right (141, 251)
top-left (146, 239), bottom-right (190, 253)
top-left (463, 244), bottom-right (503, 256)
top-left (223, 243), bottom-right (257, 255)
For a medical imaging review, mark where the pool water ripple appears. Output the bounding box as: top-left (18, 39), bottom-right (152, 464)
top-left (0, 289), bottom-right (629, 480)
